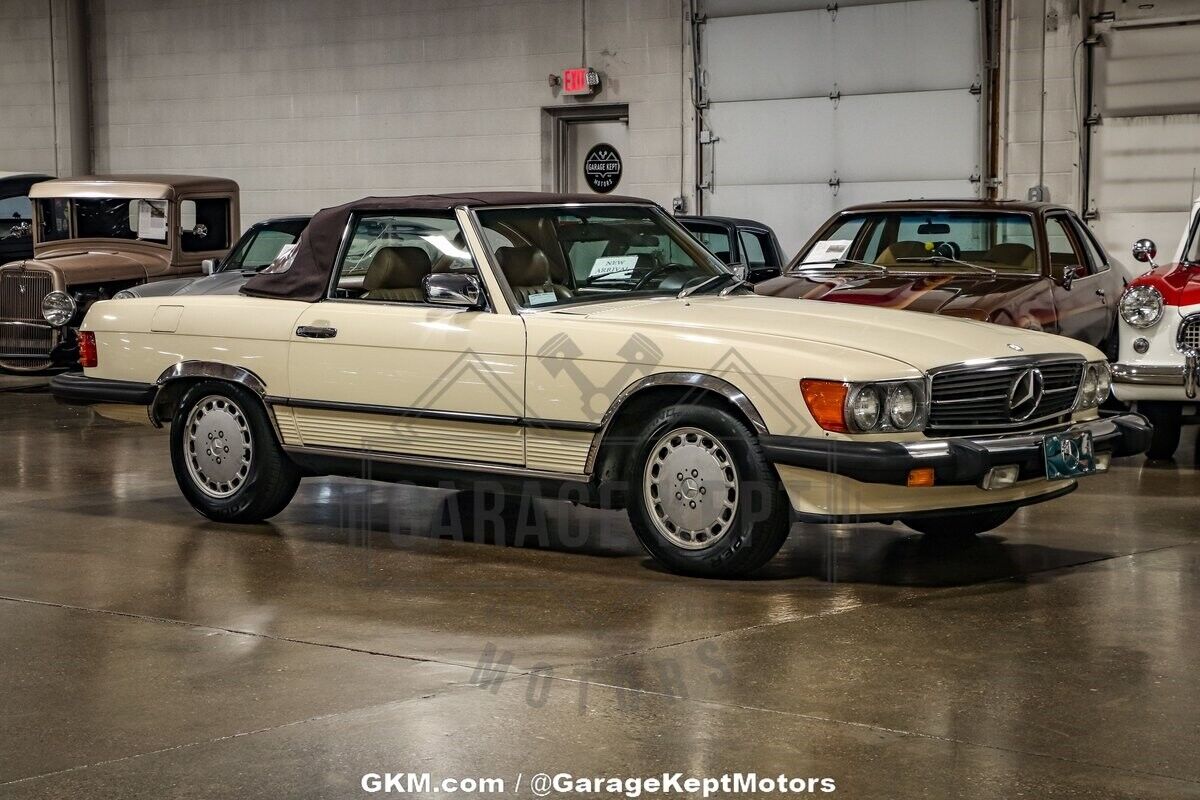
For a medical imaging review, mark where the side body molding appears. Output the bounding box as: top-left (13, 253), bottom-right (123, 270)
top-left (585, 372), bottom-right (770, 473)
top-left (149, 360), bottom-right (270, 427)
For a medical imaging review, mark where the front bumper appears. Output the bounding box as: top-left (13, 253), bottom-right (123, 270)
top-left (760, 413), bottom-right (1152, 489)
top-left (49, 372), bottom-right (156, 405)
top-left (1113, 353), bottom-right (1198, 400)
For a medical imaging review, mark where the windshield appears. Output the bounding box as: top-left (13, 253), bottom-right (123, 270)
top-left (474, 205), bottom-right (727, 310)
top-left (35, 197), bottom-right (170, 244)
top-left (223, 219), bottom-right (308, 272)
top-left (793, 211), bottom-right (1040, 275)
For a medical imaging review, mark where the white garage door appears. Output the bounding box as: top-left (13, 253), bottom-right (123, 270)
top-left (1086, 6), bottom-right (1200, 275)
top-left (698, 0), bottom-right (984, 255)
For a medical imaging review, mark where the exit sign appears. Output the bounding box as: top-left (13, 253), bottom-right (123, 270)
top-left (561, 67), bottom-right (599, 96)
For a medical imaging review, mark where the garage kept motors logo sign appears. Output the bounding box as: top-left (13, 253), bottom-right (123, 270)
top-left (583, 143), bottom-right (622, 193)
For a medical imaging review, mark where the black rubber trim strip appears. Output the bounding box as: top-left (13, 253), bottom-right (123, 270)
top-left (266, 396), bottom-right (602, 432)
top-left (791, 483), bottom-right (1078, 524)
top-left (49, 373), bottom-right (156, 405)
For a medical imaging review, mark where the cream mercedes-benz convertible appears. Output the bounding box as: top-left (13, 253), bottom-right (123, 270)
top-left (52, 193), bottom-right (1151, 577)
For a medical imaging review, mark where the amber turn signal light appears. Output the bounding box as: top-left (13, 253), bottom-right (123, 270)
top-left (78, 331), bottom-right (98, 369)
top-left (800, 379), bottom-right (849, 433)
top-left (907, 467), bottom-right (935, 487)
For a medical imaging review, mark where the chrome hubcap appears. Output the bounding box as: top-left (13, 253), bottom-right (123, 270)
top-left (184, 395), bottom-right (253, 499)
top-left (643, 426), bottom-right (739, 550)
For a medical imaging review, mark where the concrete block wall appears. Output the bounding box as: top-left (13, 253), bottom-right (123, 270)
top-left (0, 0), bottom-right (80, 175)
top-left (89, 0), bottom-right (694, 227)
top-left (999, 0), bottom-right (1085, 208)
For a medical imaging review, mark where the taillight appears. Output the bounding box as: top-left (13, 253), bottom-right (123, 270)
top-left (78, 331), bottom-right (98, 368)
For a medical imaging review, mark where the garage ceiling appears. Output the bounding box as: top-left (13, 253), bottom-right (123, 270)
top-left (697, 0), bottom-right (985, 255)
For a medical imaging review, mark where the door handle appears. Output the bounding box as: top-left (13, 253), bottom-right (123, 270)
top-left (296, 325), bottom-right (337, 339)
top-left (1095, 288), bottom-right (1106, 299)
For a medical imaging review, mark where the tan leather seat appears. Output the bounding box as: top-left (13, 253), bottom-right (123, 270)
top-left (876, 241), bottom-right (929, 266)
top-left (496, 246), bottom-right (572, 305)
top-left (361, 246), bottom-right (431, 302)
top-left (981, 242), bottom-right (1036, 269)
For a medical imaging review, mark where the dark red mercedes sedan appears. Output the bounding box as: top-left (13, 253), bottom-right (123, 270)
top-left (755, 200), bottom-right (1125, 358)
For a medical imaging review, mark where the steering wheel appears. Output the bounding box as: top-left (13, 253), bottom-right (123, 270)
top-left (933, 241), bottom-right (961, 260)
top-left (631, 262), bottom-right (691, 291)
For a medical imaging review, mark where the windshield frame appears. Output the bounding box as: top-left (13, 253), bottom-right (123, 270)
top-left (466, 202), bottom-right (731, 314)
top-left (34, 196), bottom-right (173, 249)
top-left (1183, 205), bottom-right (1200, 265)
top-left (788, 208), bottom-right (1044, 277)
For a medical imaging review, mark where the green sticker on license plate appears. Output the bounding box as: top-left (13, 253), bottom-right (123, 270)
top-left (1044, 431), bottom-right (1097, 480)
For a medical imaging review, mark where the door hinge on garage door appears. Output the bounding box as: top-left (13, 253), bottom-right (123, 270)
top-left (828, 173), bottom-right (841, 196)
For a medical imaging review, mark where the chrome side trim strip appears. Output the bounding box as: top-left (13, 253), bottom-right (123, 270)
top-left (282, 444), bottom-right (588, 482)
top-left (267, 395), bottom-right (602, 432)
top-left (584, 372), bottom-right (769, 474)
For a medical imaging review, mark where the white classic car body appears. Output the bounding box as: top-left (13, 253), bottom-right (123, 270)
top-left (53, 193), bottom-right (1150, 576)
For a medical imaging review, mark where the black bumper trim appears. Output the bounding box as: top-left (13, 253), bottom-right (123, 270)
top-left (792, 483), bottom-right (1078, 525)
top-left (762, 413), bottom-right (1152, 487)
top-left (49, 373), bottom-right (156, 405)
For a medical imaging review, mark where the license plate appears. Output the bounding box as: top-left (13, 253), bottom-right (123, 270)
top-left (1043, 431), bottom-right (1097, 480)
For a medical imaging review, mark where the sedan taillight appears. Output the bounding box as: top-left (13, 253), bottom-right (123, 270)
top-left (78, 331), bottom-right (97, 368)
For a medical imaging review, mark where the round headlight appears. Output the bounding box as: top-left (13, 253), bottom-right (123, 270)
top-left (849, 385), bottom-right (882, 431)
top-left (41, 291), bottom-right (76, 327)
top-left (1079, 366), bottom-right (1099, 407)
top-left (1119, 285), bottom-right (1164, 328)
top-left (888, 383), bottom-right (917, 429)
top-left (113, 289), bottom-right (137, 300)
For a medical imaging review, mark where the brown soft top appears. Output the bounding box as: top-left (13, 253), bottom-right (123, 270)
top-left (241, 191), bottom-right (652, 302)
top-left (29, 174), bottom-right (239, 200)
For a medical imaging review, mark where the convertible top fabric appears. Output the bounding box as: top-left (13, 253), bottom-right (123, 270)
top-left (240, 191), bottom-right (647, 302)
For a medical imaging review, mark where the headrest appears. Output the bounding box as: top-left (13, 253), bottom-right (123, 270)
top-left (363, 246), bottom-right (431, 290)
top-left (497, 246), bottom-right (551, 286)
top-left (984, 242), bottom-right (1036, 268)
top-left (877, 241), bottom-right (929, 266)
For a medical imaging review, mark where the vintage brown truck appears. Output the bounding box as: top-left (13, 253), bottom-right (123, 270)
top-left (0, 174), bottom-right (239, 371)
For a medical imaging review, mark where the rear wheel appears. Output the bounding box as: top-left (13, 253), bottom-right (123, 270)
top-left (627, 406), bottom-right (791, 577)
top-left (902, 508), bottom-right (1016, 538)
top-left (170, 381), bottom-right (301, 522)
top-left (1139, 401), bottom-right (1182, 460)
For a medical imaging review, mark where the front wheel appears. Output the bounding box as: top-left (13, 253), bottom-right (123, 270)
top-left (1138, 402), bottom-right (1182, 460)
top-left (627, 406), bottom-right (791, 578)
top-left (170, 381), bottom-right (301, 523)
top-left (902, 507), bottom-right (1016, 538)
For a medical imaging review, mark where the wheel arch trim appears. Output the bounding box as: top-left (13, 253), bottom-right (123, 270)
top-left (150, 360), bottom-right (271, 428)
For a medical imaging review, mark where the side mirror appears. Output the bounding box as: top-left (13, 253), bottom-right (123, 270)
top-left (1131, 238), bottom-right (1158, 265)
top-left (1053, 263), bottom-right (1079, 290)
top-left (200, 258), bottom-right (220, 276)
top-left (730, 262), bottom-right (749, 282)
top-left (423, 272), bottom-right (484, 309)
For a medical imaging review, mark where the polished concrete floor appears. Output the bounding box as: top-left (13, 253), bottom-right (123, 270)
top-left (2, 380), bottom-right (1199, 799)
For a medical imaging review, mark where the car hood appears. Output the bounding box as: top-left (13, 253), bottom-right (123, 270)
top-left (130, 271), bottom-right (251, 297)
top-left (755, 272), bottom-right (1045, 319)
top-left (567, 294), bottom-right (1099, 371)
top-left (6, 250), bottom-right (149, 285)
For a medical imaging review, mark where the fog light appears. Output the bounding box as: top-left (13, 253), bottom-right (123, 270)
top-left (982, 464), bottom-right (1020, 490)
top-left (1095, 452), bottom-right (1112, 472)
top-left (1133, 337), bottom-right (1150, 354)
top-left (907, 467), bottom-right (935, 487)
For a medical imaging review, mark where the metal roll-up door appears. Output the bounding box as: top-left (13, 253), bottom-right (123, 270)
top-left (697, 0), bottom-right (985, 255)
top-left (1086, 5), bottom-right (1200, 272)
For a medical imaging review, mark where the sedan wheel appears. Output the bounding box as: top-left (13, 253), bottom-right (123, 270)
top-left (643, 426), bottom-right (739, 550)
top-left (184, 395), bottom-right (254, 498)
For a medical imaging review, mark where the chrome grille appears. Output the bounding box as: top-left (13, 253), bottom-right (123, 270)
top-left (928, 357), bottom-right (1084, 434)
top-left (0, 270), bottom-right (54, 359)
top-left (1180, 316), bottom-right (1200, 352)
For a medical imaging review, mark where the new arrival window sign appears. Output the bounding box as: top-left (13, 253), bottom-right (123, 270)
top-left (584, 144), bottom-right (622, 193)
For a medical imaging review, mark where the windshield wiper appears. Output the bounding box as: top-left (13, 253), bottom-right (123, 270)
top-left (793, 259), bottom-right (889, 274)
top-left (678, 273), bottom-right (735, 298)
top-left (894, 256), bottom-right (997, 275)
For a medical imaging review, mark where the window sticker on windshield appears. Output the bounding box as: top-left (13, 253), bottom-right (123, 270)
top-left (137, 200), bottom-right (168, 241)
top-left (590, 255), bottom-right (638, 277)
top-left (526, 291), bottom-right (558, 306)
top-left (803, 239), bottom-right (851, 264)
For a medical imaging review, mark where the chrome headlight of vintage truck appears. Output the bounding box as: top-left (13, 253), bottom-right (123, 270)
top-left (41, 291), bottom-right (77, 327)
top-left (1119, 285), bottom-right (1164, 328)
top-left (801, 378), bottom-right (929, 433)
top-left (1075, 361), bottom-right (1112, 410)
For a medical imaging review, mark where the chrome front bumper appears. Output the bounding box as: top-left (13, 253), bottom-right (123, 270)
top-left (1113, 351), bottom-right (1199, 399)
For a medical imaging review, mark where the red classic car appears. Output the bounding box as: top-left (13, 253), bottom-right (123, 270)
top-left (755, 200), bottom-right (1125, 357)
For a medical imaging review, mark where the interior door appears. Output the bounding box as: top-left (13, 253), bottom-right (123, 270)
top-left (1045, 213), bottom-right (1110, 347)
top-left (283, 212), bottom-right (527, 466)
top-left (564, 119), bottom-right (630, 195)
